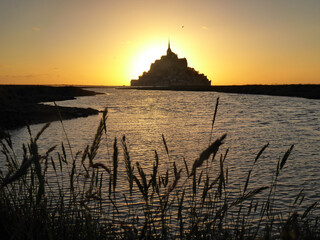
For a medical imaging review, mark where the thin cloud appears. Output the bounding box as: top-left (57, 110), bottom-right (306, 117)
top-left (32, 27), bottom-right (41, 32)
top-left (0, 64), bottom-right (10, 69)
top-left (201, 26), bottom-right (208, 30)
top-left (0, 74), bottom-right (46, 79)
top-left (24, 74), bottom-right (34, 78)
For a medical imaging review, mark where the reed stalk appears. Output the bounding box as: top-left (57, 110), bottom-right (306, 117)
top-left (0, 104), bottom-right (318, 240)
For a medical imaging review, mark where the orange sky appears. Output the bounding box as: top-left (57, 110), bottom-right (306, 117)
top-left (0, 0), bottom-right (319, 86)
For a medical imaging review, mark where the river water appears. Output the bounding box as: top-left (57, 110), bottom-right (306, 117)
top-left (2, 87), bottom-right (320, 216)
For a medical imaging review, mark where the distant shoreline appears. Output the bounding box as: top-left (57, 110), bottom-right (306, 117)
top-left (123, 84), bottom-right (320, 100)
top-left (0, 85), bottom-right (100, 138)
top-left (1, 84), bottom-right (318, 138)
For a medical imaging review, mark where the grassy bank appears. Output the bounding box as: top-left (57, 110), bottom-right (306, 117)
top-left (211, 85), bottom-right (320, 100)
top-left (0, 85), bottom-right (99, 138)
top-left (0, 103), bottom-right (319, 239)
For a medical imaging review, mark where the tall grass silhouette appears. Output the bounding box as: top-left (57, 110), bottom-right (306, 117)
top-left (0, 101), bottom-right (319, 239)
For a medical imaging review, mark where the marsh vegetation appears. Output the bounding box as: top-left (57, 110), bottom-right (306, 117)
top-left (0, 100), bottom-right (319, 239)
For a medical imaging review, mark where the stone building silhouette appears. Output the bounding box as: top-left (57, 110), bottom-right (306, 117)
top-left (131, 41), bottom-right (211, 87)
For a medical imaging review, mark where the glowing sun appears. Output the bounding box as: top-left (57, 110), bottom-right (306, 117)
top-left (129, 44), bottom-right (167, 80)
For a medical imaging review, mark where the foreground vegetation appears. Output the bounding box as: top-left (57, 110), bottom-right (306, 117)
top-left (0, 101), bottom-right (319, 239)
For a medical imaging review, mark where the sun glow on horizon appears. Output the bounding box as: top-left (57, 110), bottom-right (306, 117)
top-left (0, 1), bottom-right (319, 86)
top-left (129, 44), bottom-right (167, 80)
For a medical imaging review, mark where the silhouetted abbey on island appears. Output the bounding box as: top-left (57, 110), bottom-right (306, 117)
top-left (131, 42), bottom-right (211, 87)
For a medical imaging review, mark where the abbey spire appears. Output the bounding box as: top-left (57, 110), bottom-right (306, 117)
top-left (167, 39), bottom-right (172, 55)
top-left (166, 39), bottom-right (177, 58)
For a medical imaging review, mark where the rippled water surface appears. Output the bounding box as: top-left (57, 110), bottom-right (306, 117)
top-left (2, 87), bottom-right (320, 211)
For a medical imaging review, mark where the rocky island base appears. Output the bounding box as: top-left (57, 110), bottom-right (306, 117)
top-left (128, 84), bottom-right (320, 100)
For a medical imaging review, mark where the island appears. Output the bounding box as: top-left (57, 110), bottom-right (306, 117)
top-left (131, 41), bottom-right (211, 87)
top-left (0, 85), bottom-right (100, 138)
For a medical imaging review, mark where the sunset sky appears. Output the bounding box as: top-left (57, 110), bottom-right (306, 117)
top-left (0, 0), bottom-right (319, 86)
